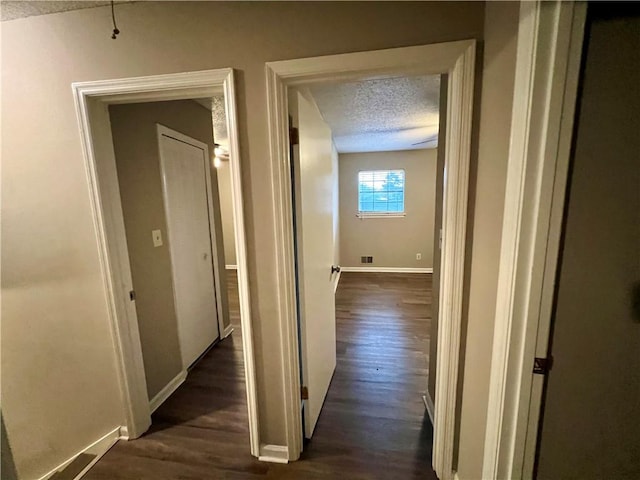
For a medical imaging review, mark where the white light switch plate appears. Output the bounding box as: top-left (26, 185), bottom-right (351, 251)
top-left (152, 229), bottom-right (163, 247)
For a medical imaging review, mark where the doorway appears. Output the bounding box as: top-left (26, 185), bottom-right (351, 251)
top-left (157, 125), bottom-right (222, 369)
top-left (534, 4), bottom-right (640, 478)
top-left (266, 41), bottom-right (476, 480)
top-left (72, 69), bottom-right (260, 455)
top-left (107, 101), bottom-right (229, 413)
top-left (289, 75), bottom-right (443, 451)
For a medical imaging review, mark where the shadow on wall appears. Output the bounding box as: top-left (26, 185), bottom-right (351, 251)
top-left (2, 412), bottom-right (18, 480)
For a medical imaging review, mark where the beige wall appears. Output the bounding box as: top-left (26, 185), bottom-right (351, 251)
top-left (455, 2), bottom-right (519, 477)
top-left (339, 150), bottom-right (437, 269)
top-left (201, 96), bottom-right (238, 268)
top-left (428, 74), bottom-right (448, 402)
top-left (216, 162), bottom-right (237, 266)
top-left (0, 2), bottom-right (485, 478)
top-left (109, 100), bottom-right (228, 400)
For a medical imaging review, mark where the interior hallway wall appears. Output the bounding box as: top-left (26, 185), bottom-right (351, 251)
top-left (428, 74), bottom-right (448, 403)
top-left (196, 97), bottom-right (238, 268)
top-left (339, 149), bottom-right (437, 269)
top-left (455, 2), bottom-right (520, 477)
top-left (216, 161), bottom-right (237, 267)
top-left (0, 3), bottom-right (484, 478)
top-left (109, 100), bottom-right (229, 400)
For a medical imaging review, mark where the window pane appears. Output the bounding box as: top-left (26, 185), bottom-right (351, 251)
top-left (359, 192), bottom-right (373, 203)
top-left (358, 169), bottom-right (405, 213)
top-left (373, 191), bottom-right (388, 203)
top-left (387, 191), bottom-right (403, 202)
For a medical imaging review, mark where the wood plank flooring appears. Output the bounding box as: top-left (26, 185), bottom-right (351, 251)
top-left (84, 272), bottom-right (435, 479)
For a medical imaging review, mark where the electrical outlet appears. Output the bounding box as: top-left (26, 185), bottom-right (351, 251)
top-left (416, 253), bottom-right (422, 260)
top-left (152, 229), bottom-right (163, 247)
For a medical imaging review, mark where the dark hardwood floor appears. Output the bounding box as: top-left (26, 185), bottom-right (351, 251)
top-left (85, 272), bottom-right (435, 479)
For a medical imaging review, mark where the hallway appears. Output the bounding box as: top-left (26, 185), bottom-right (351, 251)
top-left (85, 272), bottom-right (435, 479)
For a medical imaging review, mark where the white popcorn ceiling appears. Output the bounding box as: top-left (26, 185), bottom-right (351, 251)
top-left (308, 75), bottom-right (440, 153)
top-left (1, 1), bottom-right (134, 22)
top-left (210, 96), bottom-right (228, 147)
top-left (193, 96), bottom-right (228, 148)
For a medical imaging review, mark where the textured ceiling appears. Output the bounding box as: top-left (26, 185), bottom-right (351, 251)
top-left (308, 75), bottom-right (440, 153)
top-left (1, 1), bottom-right (133, 22)
top-left (193, 97), bottom-right (228, 147)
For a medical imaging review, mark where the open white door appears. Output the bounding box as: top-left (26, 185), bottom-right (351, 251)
top-left (158, 125), bottom-right (220, 369)
top-left (292, 91), bottom-right (337, 438)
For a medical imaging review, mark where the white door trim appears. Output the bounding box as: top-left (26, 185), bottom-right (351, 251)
top-left (157, 124), bottom-right (225, 358)
top-left (482, 2), bottom-right (586, 479)
top-left (72, 69), bottom-right (260, 456)
top-left (266, 40), bottom-right (476, 480)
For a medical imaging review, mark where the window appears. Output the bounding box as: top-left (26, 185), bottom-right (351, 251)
top-left (358, 169), bottom-right (405, 216)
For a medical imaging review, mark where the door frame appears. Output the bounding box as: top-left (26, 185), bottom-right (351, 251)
top-left (157, 124), bottom-right (225, 364)
top-left (72, 68), bottom-right (260, 456)
top-left (482, 2), bottom-right (586, 479)
top-left (266, 40), bottom-right (476, 480)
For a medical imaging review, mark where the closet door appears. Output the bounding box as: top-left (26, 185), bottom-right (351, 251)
top-left (159, 126), bottom-right (220, 368)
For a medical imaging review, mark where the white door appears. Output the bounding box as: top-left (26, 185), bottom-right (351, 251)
top-left (292, 91), bottom-right (337, 437)
top-left (158, 125), bottom-right (220, 369)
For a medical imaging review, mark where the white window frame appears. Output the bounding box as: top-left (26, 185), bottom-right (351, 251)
top-left (356, 168), bottom-right (406, 218)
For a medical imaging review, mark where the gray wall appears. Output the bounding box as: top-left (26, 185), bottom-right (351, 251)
top-left (0, 2), bottom-right (487, 478)
top-left (216, 161), bottom-right (237, 266)
top-left (109, 100), bottom-right (229, 399)
top-left (428, 74), bottom-right (448, 403)
top-left (199, 96), bottom-right (238, 268)
top-left (456, 2), bottom-right (520, 477)
top-left (339, 150), bottom-right (437, 269)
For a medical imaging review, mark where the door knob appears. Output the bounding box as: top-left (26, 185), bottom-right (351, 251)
top-left (331, 265), bottom-right (341, 274)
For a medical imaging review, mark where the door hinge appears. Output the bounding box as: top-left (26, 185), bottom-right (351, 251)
top-left (289, 126), bottom-right (299, 146)
top-left (533, 356), bottom-right (553, 375)
top-left (129, 290), bottom-right (136, 301)
top-left (300, 385), bottom-right (309, 400)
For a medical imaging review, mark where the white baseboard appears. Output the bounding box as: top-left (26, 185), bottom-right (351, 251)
top-left (149, 370), bottom-right (187, 413)
top-left (333, 269), bottom-right (342, 293)
top-left (258, 444), bottom-right (289, 464)
top-left (222, 324), bottom-right (234, 339)
top-left (423, 392), bottom-right (435, 426)
top-left (225, 264), bottom-right (238, 270)
top-left (454, 472), bottom-right (461, 480)
top-left (118, 425), bottom-right (129, 441)
top-left (341, 266), bottom-right (433, 274)
top-left (37, 427), bottom-right (120, 480)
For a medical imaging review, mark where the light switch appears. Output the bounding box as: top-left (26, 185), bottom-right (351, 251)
top-left (152, 229), bottom-right (163, 247)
